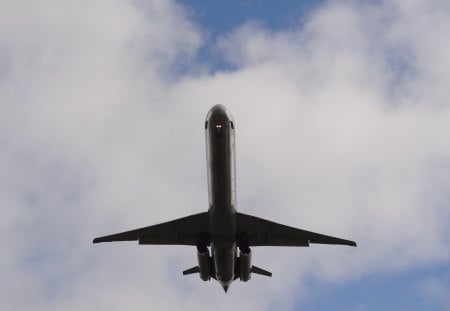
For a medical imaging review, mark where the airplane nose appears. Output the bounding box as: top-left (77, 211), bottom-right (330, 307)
top-left (205, 104), bottom-right (234, 135)
top-left (208, 104), bottom-right (228, 118)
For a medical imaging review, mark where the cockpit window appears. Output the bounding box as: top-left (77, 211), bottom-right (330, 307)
top-left (230, 121), bottom-right (234, 129)
top-left (205, 121), bottom-right (208, 129)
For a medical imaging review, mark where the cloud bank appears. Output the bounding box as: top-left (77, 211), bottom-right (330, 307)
top-left (1, 0), bottom-right (449, 309)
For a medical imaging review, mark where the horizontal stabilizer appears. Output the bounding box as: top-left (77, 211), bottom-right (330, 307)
top-left (183, 266), bottom-right (200, 275)
top-left (252, 265), bottom-right (272, 277)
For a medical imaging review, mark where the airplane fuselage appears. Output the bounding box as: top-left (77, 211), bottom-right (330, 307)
top-left (205, 104), bottom-right (237, 288)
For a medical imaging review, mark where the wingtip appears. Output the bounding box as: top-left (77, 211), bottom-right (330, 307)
top-left (350, 241), bottom-right (357, 247)
top-left (93, 238), bottom-right (100, 244)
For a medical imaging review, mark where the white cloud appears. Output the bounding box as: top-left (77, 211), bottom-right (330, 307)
top-left (1, 0), bottom-right (450, 309)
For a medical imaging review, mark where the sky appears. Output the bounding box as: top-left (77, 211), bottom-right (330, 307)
top-left (1, 0), bottom-right (450, 310)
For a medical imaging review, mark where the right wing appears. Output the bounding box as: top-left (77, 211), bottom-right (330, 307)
top-left (236, 212), bottom-right (356, 247)
top-left (93, 212), bottom-right (209, 246)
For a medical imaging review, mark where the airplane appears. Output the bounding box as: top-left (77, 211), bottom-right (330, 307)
top-left (93, 104), bottom-right (356, 292)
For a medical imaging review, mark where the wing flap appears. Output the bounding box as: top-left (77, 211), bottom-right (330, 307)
top-left (93, 212), bottom-right (209, 246)
top-left (236, 212), bottom-right (356, 247)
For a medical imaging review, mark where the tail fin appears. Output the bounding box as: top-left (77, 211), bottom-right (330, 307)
top-left (183, 266), bottom-right (199, 275)
top-left (251, 265), bottom-right (272, 277)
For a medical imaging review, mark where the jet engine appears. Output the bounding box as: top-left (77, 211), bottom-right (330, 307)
top-left (197, 246), bottom-right (211, 281)
top-left (239, 247), bottom-right (252, 282)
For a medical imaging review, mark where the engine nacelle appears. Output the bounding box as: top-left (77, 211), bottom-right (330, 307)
top-left (239, 248), bottom-right (252, 282)
top-left (197, 247), bottom-right (211, 281)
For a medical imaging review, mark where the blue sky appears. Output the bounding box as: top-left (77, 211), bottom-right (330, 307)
top-left (186, 0), bottom-right (326, 71)
top-left (1, 0), bottom-right (450, 310)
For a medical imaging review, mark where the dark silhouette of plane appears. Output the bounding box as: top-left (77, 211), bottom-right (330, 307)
top-left (93, 105), bottom-right (356, 292)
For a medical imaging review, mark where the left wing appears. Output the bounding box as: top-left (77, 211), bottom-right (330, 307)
top-left (236, 212), bottom-right (356, 247)
top-left (93, 212), bottom-right (208, 246)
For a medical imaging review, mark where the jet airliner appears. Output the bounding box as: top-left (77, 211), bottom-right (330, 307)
top-left (93, 105), bottom-right (356, 292)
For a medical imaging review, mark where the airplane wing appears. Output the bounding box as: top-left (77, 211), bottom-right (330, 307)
top-left (93, 212), bottom-right (209, 245)
top-left (236, 212), bottom-right (356, 247)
